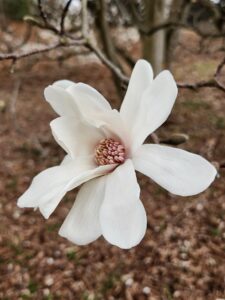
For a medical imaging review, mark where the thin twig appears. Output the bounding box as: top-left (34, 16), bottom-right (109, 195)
top-left (215, 56), bottom-right (225, 77)
top-left (37, 0), bottom-right (60, 34)
top-left (0, 40), bottom-right (85, 61)
top-left (177, 79), bottom-right (225, 93)
top-left (177, 55), bottom-right (225, 93)
top-left (81, 0), bottom-right (129, 84)
top-left (60, 0), bottom-right (73, 35)
top-left (86, 41), bottom-right (129, 84)
top-left (37, 0), bottom-right (48, 26)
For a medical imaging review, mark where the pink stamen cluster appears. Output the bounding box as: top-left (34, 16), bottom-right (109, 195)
top-left (95, 138), bottom-right (126, 166)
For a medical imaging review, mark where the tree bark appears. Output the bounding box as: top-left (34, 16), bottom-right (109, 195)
top-left (140, 0), bottom-right (173, 74)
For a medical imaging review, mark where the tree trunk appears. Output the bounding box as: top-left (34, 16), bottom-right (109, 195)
top-left (140, 0), bottom-right (172, 74)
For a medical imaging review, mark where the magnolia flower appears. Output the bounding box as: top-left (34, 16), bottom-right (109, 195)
top-left (18, 60), bottom-right (217, 249)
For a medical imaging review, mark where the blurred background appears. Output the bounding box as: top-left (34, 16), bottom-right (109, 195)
top-left (0, 0), bottom-right (225, 299)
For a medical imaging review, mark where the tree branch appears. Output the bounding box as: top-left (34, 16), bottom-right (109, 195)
top-left (177, 79), bottom-right (225, 93)
top-left (0, 40), bottom-right (85, 62)
top-left (60, 0), bottom-right (73, 35)
top-left (37, 0), bottom-right (48, 26)
top-left (85, 41), bottom-right (129, 84)
top-left (81, 0), bottom-right (129, 84)
top-left (2, 0), bottom-right (225, 95)
top-left (215, 56), bottom-right (225, 77)
top-left (37, 0), bottom-right (60, 34)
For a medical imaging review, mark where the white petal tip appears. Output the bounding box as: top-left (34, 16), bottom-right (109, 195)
top-left (17, 200), bottom-right (23, 208)
top-left (136, 59), bottom-right (152, 67)
top-left (44, 85), bottom-right (64, 101)
top-left (160, 70), bottom-right (178, 92)
top-left (102, 220), bottom-right (147, 250)
top-left (107, 237), bottom-right (145, 250)
top-left (43, 85), bottom-right (54, 102)
top-left (178, 162), bottom-right (217, 197)
top-left (58, 229), bottom-right (89, 246)
top-left (17, 196), bottom-right (34, 208)
top-left (53, 79), bottom-right (75, 89)
top-left (39, 207), bottom-right (50, 219)
top-left (188, 164), bottom-right (217, 196)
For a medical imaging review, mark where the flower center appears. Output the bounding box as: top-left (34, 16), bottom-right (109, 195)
top-left (95, 138), bottom-right (126, 166)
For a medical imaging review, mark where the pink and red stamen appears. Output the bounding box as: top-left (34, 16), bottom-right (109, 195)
top-left (95, 138), bottom-right (126, 166)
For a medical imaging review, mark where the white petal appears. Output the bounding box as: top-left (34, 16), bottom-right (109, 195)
top-left (18, 156), bottom-right (115, 219)
top-left (50, 116), bottom-right (106, 158)
top-left (39, 162), bottom-right (114, 219)
top-left (100, 160), bottom-right (147, 249)
top-left (53, 79), bottom-right (75, 89)
top-left (60, 154), bottom-right (72, 165)
top-left (133, 144), bottom-right (217, 196)
top-left (59, 176), bottom-right (106, 245)
top-left (85, 109), bottom-right (132, 154)
top-left (66, 84), bottom-right (129, 145)
top-left (129, 70), bottom-right (178, 153)
top-left (120, 59), bottom-right (153, 125)
top-left (44, 85), bottom-right (80, 117)
top-left (17, 158), bottom-right (84, 209)
top-left (67, 83), bottom-right (111, 116)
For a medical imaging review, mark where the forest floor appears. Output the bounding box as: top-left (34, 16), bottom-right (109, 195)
top-left (0, 24), bottom-right (225, 300)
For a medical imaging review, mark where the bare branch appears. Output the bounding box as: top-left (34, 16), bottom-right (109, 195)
top-left (37, 0), bottom-right (48, 26)
top-left (0, 40), bottom-right (85, 62)
top-left (215, 56), bottom-right (225, 77)
top-left (81, 0), bottom-right (129, 84)
top-left (2, 0), bottom-right (225, 95)
top-left (116, 46), bottom-right (135, 68)
top-left (37, 0), bottom-right (60, 34)
top-left (177, 79), bottom-right (225, 93)
top-left (86, 41), bottom-right (129, 84)
top-left (60, 0), bottom-right (73, 35)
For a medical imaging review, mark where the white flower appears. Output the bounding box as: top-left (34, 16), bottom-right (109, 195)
top-left (17, 60), bottom-right (217, 249)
